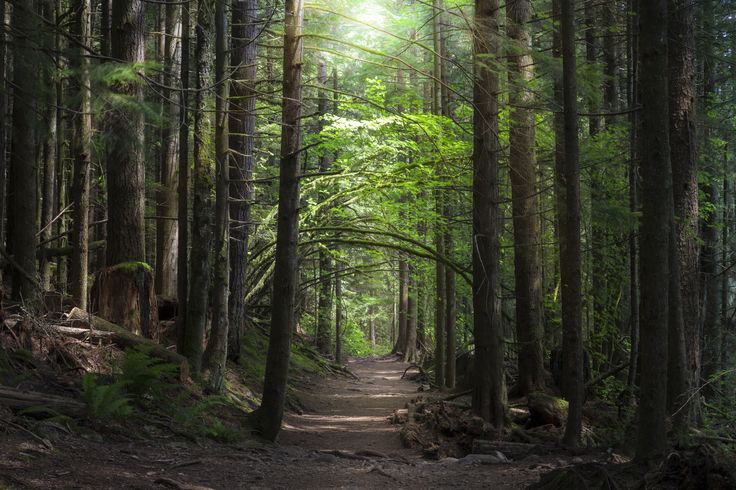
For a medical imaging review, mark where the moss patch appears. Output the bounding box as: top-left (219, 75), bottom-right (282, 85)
top-left (109, 261), bottom-right (153, 274)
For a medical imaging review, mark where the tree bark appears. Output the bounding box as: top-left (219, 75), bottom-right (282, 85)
top-left (335, 270), bottom-right (343, 364)
top-left (506, 0), bottom-right (545, 396)
top-left (471, 0), bottom-right (505, 430)
top-left (155, 0), bottom-right (181, 299)
top-left (254, 0), bottom-right (304, 442)
top-left (70, 0), bottom-right (93, 310)
top-left (404, 267), bottom-right (418, 363)
top-left (106, 0), bottom-right (146, 266)
top-left (228, 0), bottom-right (258, 360)
top-left (176, 0), bottom-right (190, 350)
top-left (668, 0), bottom-right (700, 415)
top-left (558, 0), bottom-right (584, 448)
top-left (445, 252), bottom-right (457, 388)
top-left (635, 0), bottom-right (671, 460)
top-left (182, 0), bottom-right (214, 377)
top-left (40, 0), bottom-right (58, 292)
top-left (316, 59), bottom-right (333, 356)
top-left (435, 201), bottom-right (446, 385)
top-left (9, 0), bottom-right (41, 304)
top-left (202, 0), bottom-right (230, 393)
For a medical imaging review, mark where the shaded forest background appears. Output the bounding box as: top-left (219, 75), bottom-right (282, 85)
top-left (0, 0), bottom-right (735, 461)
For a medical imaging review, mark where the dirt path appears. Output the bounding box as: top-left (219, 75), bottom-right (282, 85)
top-left (0, 356), bottom-right (549, 489)
top-left (279, 356), bottom-right (419, 454)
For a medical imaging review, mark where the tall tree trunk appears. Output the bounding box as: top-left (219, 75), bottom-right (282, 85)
top-left (40, 0), bottom-right (58, 291)
top-left (9, 0), bottom-right (41, 303)
top-left (0, 0), bottom-right (6, 284)
top-left (254, 0), bottom-right (304, 442)
top-left (69, 0), bottom-right (93, 310)
top-left (584, 1), bottom-right (601, 135)
top-left (626, 0), bottom-right (640, 403)
top-left (155, 0), bottom-right (181, 298)
top-left (96, 0), bottom-right (154, 338)
top-left (176, 0), bottom-right (190, 349)
top-left (700, 0), bottom-right (720, 399)
top-left (507, 0), bottom-right (545, 396)
top-left (433, 0), bottom-right (446, 387)
top-left (316, 59), bottom-right (333, 355)
top-left (228, 0), bottom-right (258, 360)
top-left (559, 0), bottom-right (584, 448)
top-left (183, 0), bottom-right (214, 376)
top-left (106, 0), bottom-right (146, 265)
top-left (668, 0), bottom-right (700, 417)
top-left (394, 256), bottom-right (409, 354)
top-left (635, 0), bottom-right (671, 460)
top-left (335, 271), bottom-right (343, 364)
top-left (445, 251), bottom-right (457, 388)
top-left (202, 0), bottom-right (230, 393)
top-left (404, 268), bottom-right (418, 363)
top-left (435, 203), bottom-right (446, 384)
top-left (471, 0), bottom-right (505, 430)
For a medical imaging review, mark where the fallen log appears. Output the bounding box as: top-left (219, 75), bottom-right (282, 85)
top-left (0, 386), bottom-right (85, 416)
top-left (67, 308), bottom-right (189, 377)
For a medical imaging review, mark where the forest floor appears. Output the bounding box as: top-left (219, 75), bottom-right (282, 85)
top-left (0, 356), bottom-right (577, 489)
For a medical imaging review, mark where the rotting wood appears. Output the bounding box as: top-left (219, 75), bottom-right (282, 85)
top-left (0, 386), bottom-right (85, 416)
top-left (67, 307), bottom-right (189, 377)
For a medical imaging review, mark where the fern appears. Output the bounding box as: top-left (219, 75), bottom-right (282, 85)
top-left (82, 373), bottom-right (133, 421)
top-left (118, 346), bottom-right (178, 397)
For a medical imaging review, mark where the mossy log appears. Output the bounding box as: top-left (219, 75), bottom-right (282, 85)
top-left (68, 307), bottom-right (188, 375)
top-left (90, 262), bottom-right (158, 341)
top-left (527, 392), bottom-right (568, 428)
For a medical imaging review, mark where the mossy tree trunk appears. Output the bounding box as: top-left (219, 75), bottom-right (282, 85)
top-left (253, 0), bottom-right (304, 442)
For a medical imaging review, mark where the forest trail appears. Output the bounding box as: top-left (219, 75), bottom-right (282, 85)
top-left (279, 355), bottom-right (418, 455)
top-left (0, 356), bottom-right (548, 489)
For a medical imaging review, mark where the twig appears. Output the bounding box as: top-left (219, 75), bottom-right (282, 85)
top-left (0, 417), bottom-right (53, 449)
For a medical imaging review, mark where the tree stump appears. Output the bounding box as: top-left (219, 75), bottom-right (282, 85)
top-left (91, 262), bottom-right (159, 340)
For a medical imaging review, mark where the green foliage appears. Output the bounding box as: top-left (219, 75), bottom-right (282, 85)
top-left (341, 319), bottom-right (373, 357)
top-left (117, 346), bottom-right (178, 397)
top-left (82, 373), bottom-right (133, 422)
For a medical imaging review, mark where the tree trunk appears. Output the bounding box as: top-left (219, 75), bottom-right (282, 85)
top-left (404, 268), bottom-right (418, 363)
top-left (700, 0), bottom-right (720, 400)
top-left (202, 0), bottom-right (230, 393)
top-left (182, 0), bottom-right (214, 377)
top-left (69, 0), bottom-right (93, 310)
top-left (155, 0), bottom-right (181, 299)
top-left (507, 0), bottom-right (545, 396)
top-left (106, 0), bottom-right (146, 266)
top-left (668, 0), bottom-right (700, 417)
top-left (254, 0), bottom-right (304, 442)
top-left (635, 0), bottom-right (671, 460)
top-left (335, 271), bottom-right (343, 364)
top-left (394, 256), bottom-right (409, 354)
top-left (9, 0), bottom-right (41, 303)
top-left (626, 0), bottom-right (640, 404)
top-left (228, 0), bottom-right (258, 360)
top-left (97, 0), bottom-right (151, 336)
top-left (40, 0), bottom-right (58, 292)
top-left (558, 0), bottom-right (584, 448)
top-left (445, 252), bottom-right (457, 388)
top-left (176, 0), bottom-right (190, 350)
top-left (316, 59), bottom-right (333, 356)
top-left (0, 0), bottom-right (5, 284)
top-left (435, 202), bottom-right (446, 385)
top-left (472, 0), bottom-right (505, 430)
